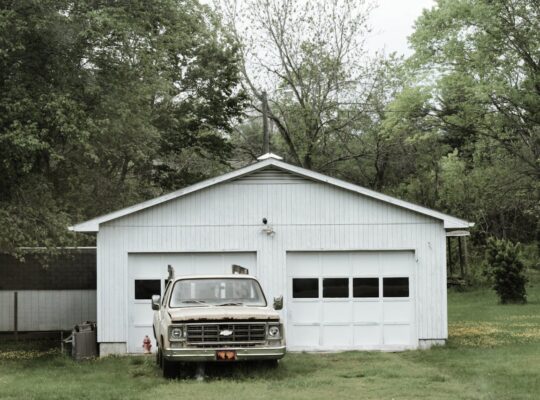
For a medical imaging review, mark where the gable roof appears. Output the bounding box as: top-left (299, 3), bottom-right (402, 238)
top-left (70, 154), bottom-right (473, 232)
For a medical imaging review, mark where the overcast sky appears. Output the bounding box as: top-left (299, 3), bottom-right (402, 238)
top-left (210, 0), bottom-right (438, 56)
top-left (365, 0), bottom-right (436, 55)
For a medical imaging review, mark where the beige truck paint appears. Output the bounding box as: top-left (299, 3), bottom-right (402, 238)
top-left (168, 306), bottom-right (280, 322)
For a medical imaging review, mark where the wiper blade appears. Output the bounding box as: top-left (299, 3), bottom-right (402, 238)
top-left (180, 300), bottom-right (210, 305)
top-left (217, 302), bottom-right (244, 306)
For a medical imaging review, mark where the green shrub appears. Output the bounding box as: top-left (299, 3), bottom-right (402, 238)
top-left (484, 237), bottom-right (527, 304)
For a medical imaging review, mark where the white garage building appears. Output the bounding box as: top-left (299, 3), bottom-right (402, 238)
top-left (71, 154), bottom-right (471, 355)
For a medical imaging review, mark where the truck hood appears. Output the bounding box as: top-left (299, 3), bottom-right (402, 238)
top-left (168, 306), bottom-right (280, 322)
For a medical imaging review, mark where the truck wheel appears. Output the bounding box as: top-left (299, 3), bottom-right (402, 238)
top-left (156, 347), bottom-right (162, 366)
top-left (162, 358), bottom-right (179, 379)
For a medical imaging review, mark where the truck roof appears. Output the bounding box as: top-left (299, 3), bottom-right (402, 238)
top-left (171, 274), bottom-right (258, 281)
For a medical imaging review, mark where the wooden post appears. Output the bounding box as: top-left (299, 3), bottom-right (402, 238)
top-left (458, 237), bottom-right (465, 278)
top-left (14, 291), bottom-right (18, 341)
top-left (447, 237), bottom-right (453, 276)
top-left (463, 236), bottom-right (469, 277)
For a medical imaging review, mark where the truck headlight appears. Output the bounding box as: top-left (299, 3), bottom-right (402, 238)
top-left (268, 325), bottom-right (280, 339)
top-left (169, 326), bottom-right (184, 341)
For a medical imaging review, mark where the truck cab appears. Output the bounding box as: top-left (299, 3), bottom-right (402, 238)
top-left (152, 270), bottom-right (286, 377)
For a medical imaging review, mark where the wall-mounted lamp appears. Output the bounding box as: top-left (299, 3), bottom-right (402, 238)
top-left (261, 217), bottom-right (275, 236)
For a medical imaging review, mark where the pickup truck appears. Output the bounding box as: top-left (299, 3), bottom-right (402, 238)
top-left (152, 269), bottom-right (286, 378)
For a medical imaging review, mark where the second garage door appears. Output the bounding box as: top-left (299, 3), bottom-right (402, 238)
top-left (127, 252), bottom-right (257, 353)
top-left (286, 251), bottom-right (416, 351)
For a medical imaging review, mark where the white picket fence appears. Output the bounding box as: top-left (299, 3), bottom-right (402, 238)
top-left (0, 290), bottom-right (96, 332)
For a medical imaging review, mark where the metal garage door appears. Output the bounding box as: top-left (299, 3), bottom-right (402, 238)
top-left (127, 252), bottom-right (257, 353)
top-left (286, 251), bottom-right (416, 351)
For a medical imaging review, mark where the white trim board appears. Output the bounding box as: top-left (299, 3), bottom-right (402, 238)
top-left (70, 155), bottom-right (473, 232)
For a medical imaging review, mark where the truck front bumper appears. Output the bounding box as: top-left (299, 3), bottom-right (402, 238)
top-left (162, 346), bottom-right (286, 362)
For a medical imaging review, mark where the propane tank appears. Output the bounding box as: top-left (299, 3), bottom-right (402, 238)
top-left (142, 335), bottom-right (152, 354)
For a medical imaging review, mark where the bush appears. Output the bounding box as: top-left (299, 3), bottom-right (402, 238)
top-left (484, 237), bottom-right (527, 304)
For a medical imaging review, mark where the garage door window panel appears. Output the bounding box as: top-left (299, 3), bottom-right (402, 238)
top-left (134, 280), bottom-right (161, 300)
top-left (383, 277), bottom-right (409, 298)
top-left (293, 278), bottom-right (319, 298)
top-left (323, 278), bottom-right (349, 298)
top-left (353, 278), bottom-right (379, 298)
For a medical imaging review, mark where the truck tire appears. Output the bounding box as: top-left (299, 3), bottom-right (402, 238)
top-left (162, 357), bottom-right (178, 379)
top-left (156, 347), bottom-right (162, 366)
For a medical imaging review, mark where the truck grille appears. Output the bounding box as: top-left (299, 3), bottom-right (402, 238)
top-left (186, 322), bottom-right (267, 348)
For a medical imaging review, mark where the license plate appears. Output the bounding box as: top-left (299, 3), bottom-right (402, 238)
top-left (216, 350), bottom-right (237, 361)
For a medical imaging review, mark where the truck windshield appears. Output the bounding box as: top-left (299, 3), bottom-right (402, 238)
top-left (169, 278), bottom-right (267, 308)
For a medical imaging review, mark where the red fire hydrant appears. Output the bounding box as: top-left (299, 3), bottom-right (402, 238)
top-left (142, 335), bottom-right (152, 354)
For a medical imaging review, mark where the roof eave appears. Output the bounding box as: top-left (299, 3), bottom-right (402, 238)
top-left (444, 221), bottom-right (474, 230)
top-left (69, 224), bottom-right (98, 233)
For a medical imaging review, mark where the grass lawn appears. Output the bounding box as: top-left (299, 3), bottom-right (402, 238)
top-left (1, 272), bottom-right (539, 400)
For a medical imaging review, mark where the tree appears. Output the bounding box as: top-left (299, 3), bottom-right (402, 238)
top-left (318, 57), bottom-right (418, 191)
top-left (220, 0), bottom-right (385, 171)
top-left (0, 0), bottom-right (246, 255)
top-left (485, 237), bottom-right (527, 304)
top-left (382, 0), bottom-right (539, 242)
top-left (409, 0), bottom-right (539, 178)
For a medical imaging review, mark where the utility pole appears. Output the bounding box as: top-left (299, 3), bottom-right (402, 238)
top-left (262, 91), bottom-right (269, 154)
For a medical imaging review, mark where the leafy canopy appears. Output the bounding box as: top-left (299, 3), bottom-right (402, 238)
top-left (383, 0), bottom-right (539, 241)
top-left (0, 0), bottom-right (246, 255)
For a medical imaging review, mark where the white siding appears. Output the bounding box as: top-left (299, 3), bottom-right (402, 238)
top-left (97, 171), bottom-right (447, 346)
top-left (0, 290), bottom-right (96, 331)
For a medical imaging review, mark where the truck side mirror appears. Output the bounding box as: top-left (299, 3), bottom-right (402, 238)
top-left (273, 296), bottom-right (283, 310)
top-left (151, 295), bottom-right (161, 310)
